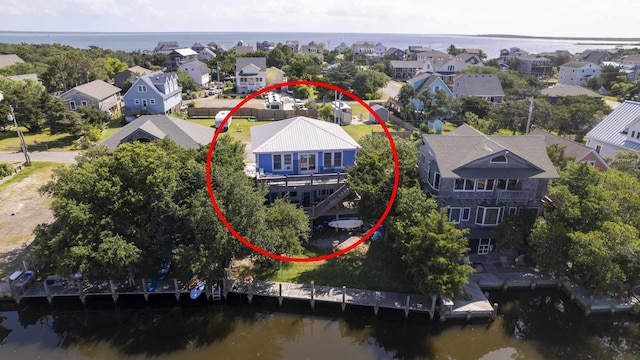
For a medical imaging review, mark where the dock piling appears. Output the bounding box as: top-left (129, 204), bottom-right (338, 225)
top-left (141, 278), bottom-right (148, 302)
top-left (310, 281), bottom-right (315, 310)
top-left (278, 283), bottom-right (283, 306)
top-left (174, 278), bottom-right (180, 302)
top-left (466, 310), bottom-right (472, 320)
top-left (405, 295), bottom-right (410, 318)
top-left (79, 283), bottom-right (86, 305)
top-left (341, 286), bottom-right (346, 312)
top-left (44, 280), bottom-right (52, 305)
top-left (430, 294), bottom-right (437, 320)
top-left (109, 280), bottom-right (118, 303)
top-left (502, 280), bottom-right (509, 291)
top-left (374, 291), bottom-right (380, 315)
top-left (491, 303), bottom-right (498, 321)
top-left (248, 281), bottom-right (254, 304)
top-left (530, 280), bottom-right (537, 290)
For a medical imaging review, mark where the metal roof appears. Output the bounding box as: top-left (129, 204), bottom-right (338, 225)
top-left (251, 117), bottom-right (360, 154)
top-left (172, 48), bottom-right (198, 57)
top-left (236, 57), bottom-right (266, 72)
top-left (586, 101), bottom-right (640, 150)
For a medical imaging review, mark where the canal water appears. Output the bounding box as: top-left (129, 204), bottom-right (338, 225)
top-left (0, 291), bottom-right (638, 359)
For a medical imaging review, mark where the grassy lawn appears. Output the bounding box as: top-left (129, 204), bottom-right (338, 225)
top-left (188, 118), bottom-right (274, 143)
top-left (0, 162), bottom-right (60, 191)
top-left (342, 123), bottom-right (398, 142)
top-left (99, 118), bottom-right (125, 141)
top-left (0, 128), bottom-right (78, 151)
top-left (251, 241), bottom-right (416, 293)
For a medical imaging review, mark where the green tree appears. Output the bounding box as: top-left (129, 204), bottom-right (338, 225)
top-left (495, 208), bottom-right (538, 252)
top-left (606, 150), bottom-right (640, 180)
top-left (0, 77), bottom-right (49, 132)
top-left (447, 45), bottom-right (461, 56)
top-left (351, 69), bottom-right (388, 100)
top-left (319, 103), bottom-right (333, 121)
top-left (176, 69), bottom-right (200, 93)
top-left (104, 57), bottom-right (129, 79)
top-left (546, 144), bottom-right (575, 170)
top-left (452, 96), bottom-right (492, 121)
top-left (397, 83), bottom-right (416, 108)
top-left (76, 105), bottom-right (111, 129)
top-left (347, 135), bottom-right (419, 222)
top-left (401, 210), bottom-right (473, 297)
top-left (263, 198), bottom-right (310, 255)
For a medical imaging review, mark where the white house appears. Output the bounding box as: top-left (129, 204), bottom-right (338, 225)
top-left (197, 48), bottom-right (216, 62)
top-left (375, 43), bottom-right (387, 57)
top-left (235, 57), bottom-right (267, 94)
top-left (585, 100), bottom-right (640, 158)
top-left (178, 60), bottom-right (210, 88)
top-left (558, 61), bottom-right (601, 86)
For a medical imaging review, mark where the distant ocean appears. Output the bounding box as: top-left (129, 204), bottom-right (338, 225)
top-left (0, 31), bottom-right (637, 57)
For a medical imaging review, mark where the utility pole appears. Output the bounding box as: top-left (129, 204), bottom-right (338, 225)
top-left (525, 96), bottom-right (534, 133)
top-left (7, 105), bottom-right (31, 166)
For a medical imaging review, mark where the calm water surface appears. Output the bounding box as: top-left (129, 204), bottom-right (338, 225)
top-left (0, 292), bottom-right (638, 359)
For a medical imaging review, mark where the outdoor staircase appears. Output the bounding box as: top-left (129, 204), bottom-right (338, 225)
top-left (308, 184), bottom-right (354, 219)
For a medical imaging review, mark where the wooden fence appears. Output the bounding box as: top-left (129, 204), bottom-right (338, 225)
top-left (188, 107), bottom-right (318, 120)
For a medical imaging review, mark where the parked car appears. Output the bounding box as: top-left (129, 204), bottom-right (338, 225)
top-left (294, 99), bottom-right (304, 107)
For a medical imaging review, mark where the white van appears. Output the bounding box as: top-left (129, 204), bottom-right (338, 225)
top-left (215, 111), bottom-right (232, 130)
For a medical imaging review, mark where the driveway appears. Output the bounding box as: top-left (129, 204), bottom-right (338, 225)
top-left (380, 80), bottom-right (403, 99)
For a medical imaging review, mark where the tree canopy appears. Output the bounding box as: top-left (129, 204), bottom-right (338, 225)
top-left (33, 136), bottom-right (309, 279)
top-left (530, 163), bottom-right (640, 287)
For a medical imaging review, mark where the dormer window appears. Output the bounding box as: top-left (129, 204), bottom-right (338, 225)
top-left (633, 131), bottom-right (636, 138)
top-left (491, 155), bottom-right (507, 163)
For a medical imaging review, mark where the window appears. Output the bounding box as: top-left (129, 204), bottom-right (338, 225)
top-left (595, 145), bottom-right (602, 154)
top-left (447, 65), bottom-right (454, 71)
top-left (81, 101), bottom-right (88, 106)
top-left (273, 154), bottom-right (292, 171)
top-left (633, 131), bottom-right (636, 138)
top-left (476, 206), bottom-right (502, 226)
top-left (508, 207), bottom-right (518, 216)
top-left (587, 160), bottom-right (596, 166)
top-left (476, 179), bottom-right (495, 191)
top-left (142, 99), bottom-right (147, 107)
top-left (137, 85), bottom-right (147, 92)
top-left (497, 179), bottom-right (522, 190)
top-left (448, 207), bottom-right (471, 222)
top-left (323, 152), bottom-right (342, 168)
top-left (299, 154), bottom-right (316, 172)
top-left (69, 101), bottom-right (76, 110)
top-left (491, 155), bottom-right (507, 163)
top-left (477, 238), bottom-right (492, 255)
top-left (134, 99), bottom-right (140, 105)
top-left (150, 99), bottom-right (156, 105)
top-left (454, 179), bottom-right (475, 191)
top-left (637, 132), bottom-right (640, 139)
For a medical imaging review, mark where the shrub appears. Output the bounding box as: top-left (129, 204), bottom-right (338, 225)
top-left (86, 128), bottom-right (102, 142)
top-left (0, 163), bottom-right (14, 178)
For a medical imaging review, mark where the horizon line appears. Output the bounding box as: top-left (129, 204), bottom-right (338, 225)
top-left (1, 30), bottom-right (640, 41)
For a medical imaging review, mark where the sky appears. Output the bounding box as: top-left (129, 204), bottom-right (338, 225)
top-left (0, 0), bottom-right (639, 38)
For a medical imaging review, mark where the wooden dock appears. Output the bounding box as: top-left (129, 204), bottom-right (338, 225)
top-left (227, 279), bottom-right (437, 318)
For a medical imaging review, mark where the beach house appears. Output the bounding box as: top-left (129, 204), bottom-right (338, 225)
top-left (418, 124), bottom-right (558, 254)
top-left (250, 116), bottom-right (361, 219)
top-left (122, 71), bottom-right (182, 120)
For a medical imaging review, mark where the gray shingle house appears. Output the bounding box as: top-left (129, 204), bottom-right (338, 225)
top-left (59, 80), bottom-right (121, 113)
top-left (418, 124), bottom-right (559, 254)
top-left (452, 74), bottom-right (504, 104)
top-left (100, 115), bottom-right (215, 151)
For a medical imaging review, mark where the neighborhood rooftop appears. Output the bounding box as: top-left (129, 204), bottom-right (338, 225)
top-left (423, 124), bottom-right (559, 179)
top-left (586, 100), bottom-right (640, 152)
top-left (251, 116), bottom-right (360, 154)
top-left (63, 79), bottom-right (120, 99)
top-left (100, 115), bottom-right (215, 151)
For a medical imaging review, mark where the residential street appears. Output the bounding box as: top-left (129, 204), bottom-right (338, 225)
top-left (0, 151), bottom-right (80, 164)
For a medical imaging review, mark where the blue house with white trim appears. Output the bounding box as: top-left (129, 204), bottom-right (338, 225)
top-left (407, 73), bottom-right (454, 112)
top-left (251, 116), bottom-right (360, 175)
top-left (122, 71), bottom-right (183, 121)
top-left (251, 116), bottom-right (361, 220)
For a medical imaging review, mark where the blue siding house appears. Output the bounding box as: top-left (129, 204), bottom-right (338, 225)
top-left (122, 71), bottom-right (183, 121)
top-left (251, 116), bottom-right (360, 175)
top-left (406, 73), bottom-right (453, 112)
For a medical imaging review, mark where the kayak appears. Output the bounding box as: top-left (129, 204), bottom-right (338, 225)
top-left (190, 280), bottom-right (205, 299)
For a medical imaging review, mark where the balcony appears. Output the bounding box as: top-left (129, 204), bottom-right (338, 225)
top-left (497, 190), bottom-right (533, 202)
